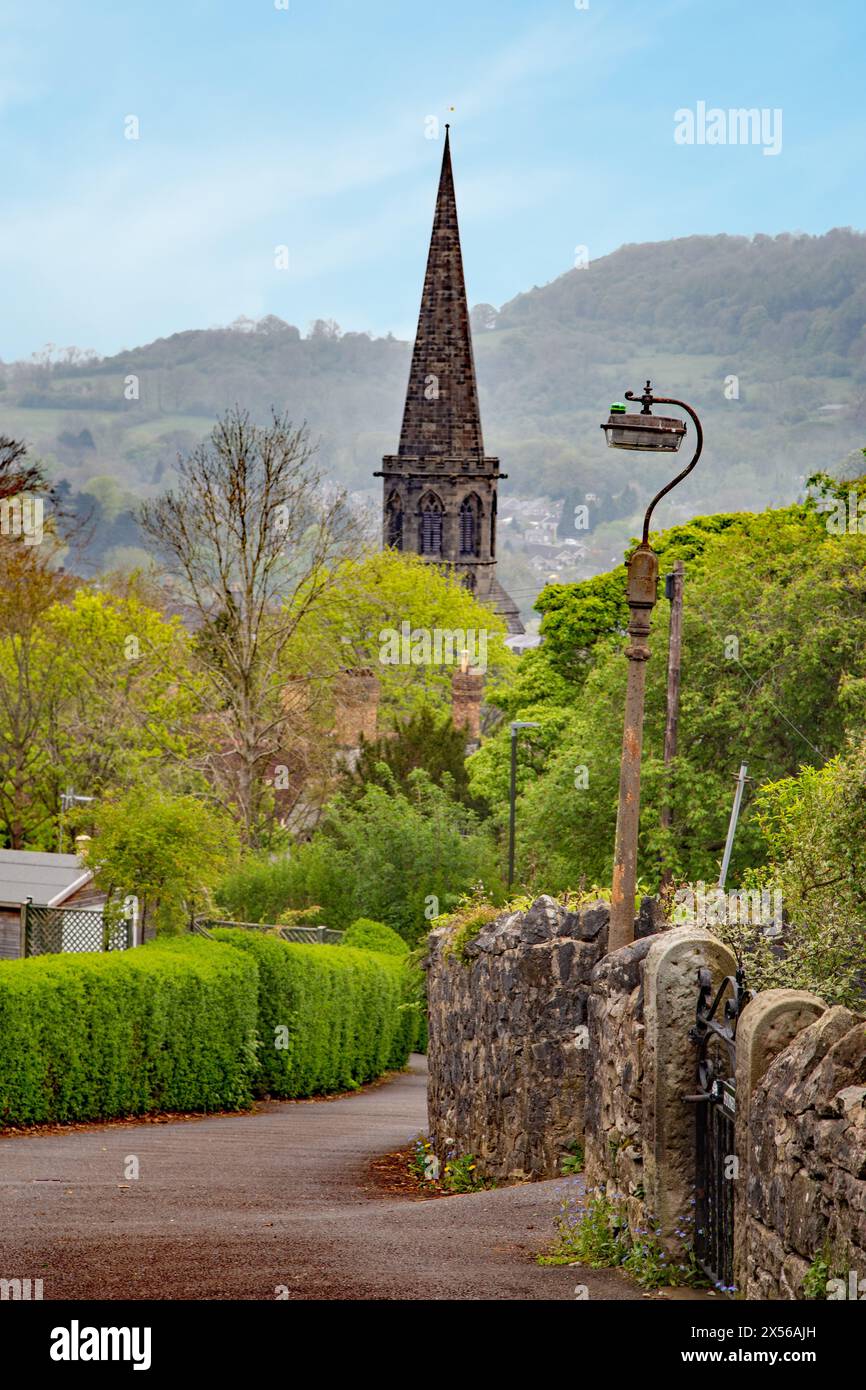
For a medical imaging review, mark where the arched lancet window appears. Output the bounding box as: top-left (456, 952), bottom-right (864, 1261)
top-left (490, 493), bottom-right (497, 559)
top-left (385, 492), bottom-right (403, 550)
top-left (418, 492), bottom-right (444, 557)
top-left (459, 494), bottom-right (482, 558)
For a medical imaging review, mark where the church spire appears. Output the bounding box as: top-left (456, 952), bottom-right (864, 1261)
top-left (376, 128), bottom-right (524, 636)
top-left (397, 125), bottom-right (485, 462)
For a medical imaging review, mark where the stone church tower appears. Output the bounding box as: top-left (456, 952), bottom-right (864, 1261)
top-left (375, 128), bottom-right (523, 635)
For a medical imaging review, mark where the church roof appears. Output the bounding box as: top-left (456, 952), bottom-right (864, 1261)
top-left (483, 576), bottom-right (525, 636)
top-left (397, 127), bottom-right (485, 464)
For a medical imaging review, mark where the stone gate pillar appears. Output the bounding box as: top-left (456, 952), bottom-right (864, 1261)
top-left (642, 926), bottom-right (737, 1245)
top-left (733, 989), bottom-right (825, 1295)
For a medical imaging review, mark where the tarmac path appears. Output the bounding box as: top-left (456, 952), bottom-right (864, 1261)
top-left (0, 1055), bottom-right (657, 1301)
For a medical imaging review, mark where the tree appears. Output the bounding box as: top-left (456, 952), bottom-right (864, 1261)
top-left (0, 543), bottom-right (75, 846)
top-left (340, 704), bottom-right (478, 807)
top-left (0, 434), bottom-right (49, 500)
top-left (139, 408), bottom-right (362, 845)
top-left (0, 453), bottom-right (196, 858)
top-left (0, 571), bottom-right (197, 849)
top-left (45, 586), bottom-right (198, 819)
top-left (218, 768), bottom-right (503, 943)
top-left (714, 746), bottom-right (866, 1006)
top-left (340, 919), bottom-right (409, 955)
top-left (308, 319), bottom-right (341, 340)
top-left (0, 436), bottom-right (69, 846)
top-left (472, 495), bottom-right (866, 892)
top-left (91, 790), bottom-right (240, 936)
top-left (291, 548), bottom-right (514, 721)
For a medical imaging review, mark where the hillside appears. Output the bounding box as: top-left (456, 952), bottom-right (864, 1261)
top-left (3, 229), bottom-right (866, 607)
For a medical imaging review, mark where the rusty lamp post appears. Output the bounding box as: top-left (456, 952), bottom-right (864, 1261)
top-left (600, 381), bottom-right (703, 951)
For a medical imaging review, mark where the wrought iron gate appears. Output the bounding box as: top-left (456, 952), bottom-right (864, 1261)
top-left (687, 965), bottom-right (750, 1290)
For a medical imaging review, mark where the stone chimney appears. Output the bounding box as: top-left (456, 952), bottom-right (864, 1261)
top-left (334, 668), bottom-right (381, 753)
top-left (451, 665), bottom-right (484, 750)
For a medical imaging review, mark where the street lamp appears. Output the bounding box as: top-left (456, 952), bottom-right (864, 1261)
top-left (508, 721), bottom-right (540, 889)
top-left (600, 380), bottom-right (703, 951)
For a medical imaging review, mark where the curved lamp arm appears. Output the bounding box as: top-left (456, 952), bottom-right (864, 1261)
top-left (625, 389), bottom-right (703, 544)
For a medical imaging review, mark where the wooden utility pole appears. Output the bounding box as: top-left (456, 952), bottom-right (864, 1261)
top-left (660, 560), bottom-right (684, 884)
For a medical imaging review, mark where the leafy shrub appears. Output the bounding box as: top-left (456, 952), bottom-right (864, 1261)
top-left (0, 937), bottom-right (259, 1126)
top-left (92, 791), bottom-right (240, 936)
top-left (341, 919), bottom-right (409, 955)
top-left (211, 929), bottom-right (420, 1096)
top-left (739, 747), bottom-right (866, 1006)
top-left (803, 1251), bottom-right (832, 1300)
top-left (216, 769), bottom-right (503, 944)
top-left (214, 854), bottom-right (296, 925)
top-left (0, 927), bottom-right (424, 1128)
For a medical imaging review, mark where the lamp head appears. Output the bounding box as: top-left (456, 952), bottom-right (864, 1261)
top-left (600, 381), bottom-right (686, 452)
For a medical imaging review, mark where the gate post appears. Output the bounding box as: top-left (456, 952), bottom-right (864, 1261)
top-left (642, 926), bottom-right (737, 1245)
top-left (733, 990), bottom-right (825, 1297)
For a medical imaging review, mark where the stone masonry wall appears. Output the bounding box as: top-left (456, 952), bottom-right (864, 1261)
top-left (425, 895), bottom-right (659, 1180)
top-left (744, 1006), bottom-right (866, 1299)
top-left (426, 902), bottom-right (865, 1297)
top-left (426, 896), bottom-right (608, 1178)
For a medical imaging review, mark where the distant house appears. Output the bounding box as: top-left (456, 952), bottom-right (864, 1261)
top-left (0, 850), bottom-right (108, 960)
top-left (505, 633), bottom-right (543, 657)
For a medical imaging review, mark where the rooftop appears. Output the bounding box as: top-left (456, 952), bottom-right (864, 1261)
top-left (0, 850), bottom-right (93, 907)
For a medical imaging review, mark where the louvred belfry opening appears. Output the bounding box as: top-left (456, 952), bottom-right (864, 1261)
top-left (385, 492), bottom-right (403, 550)
top-left (419, 493), bottom-right (444, 556)
top-left (460, 495), bottom-right (480, 557)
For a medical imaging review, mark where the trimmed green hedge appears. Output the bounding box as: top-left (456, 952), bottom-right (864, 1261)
top-left (0, 930), bottom-right (422, 1128)
top-left (211, 929), bottom-right (419, 1097)
top-left (0, 937), bottom-right (259, 1127)
top-left (340, 919), bottom-right (409, 955)
top-left (338, 920), bottom-right (428, 1055)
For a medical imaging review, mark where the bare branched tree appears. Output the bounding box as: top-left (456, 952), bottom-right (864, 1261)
top-left (140, 407), bottom-right (362, 844)
top-left (0, 435), bottom-right (47, 499)
top-left (0, 433), bottom-right (88, 551)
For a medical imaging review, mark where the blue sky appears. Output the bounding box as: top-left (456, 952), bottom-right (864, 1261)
top-left (1, 0), bottom-right (864, 360)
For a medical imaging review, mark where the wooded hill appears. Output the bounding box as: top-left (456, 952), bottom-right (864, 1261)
top-left (3, 228), bottom-right (865, 591)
